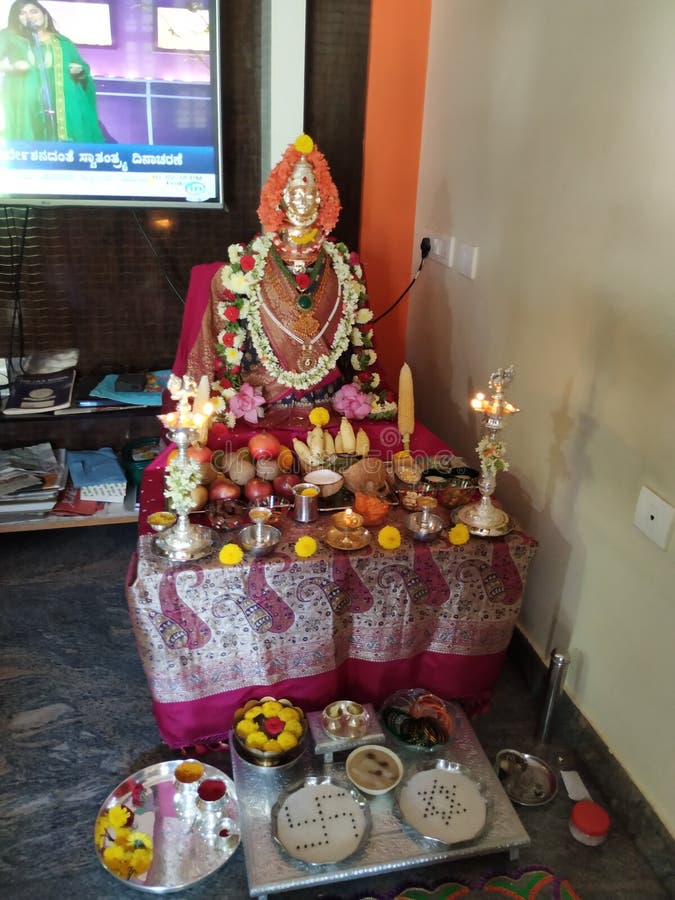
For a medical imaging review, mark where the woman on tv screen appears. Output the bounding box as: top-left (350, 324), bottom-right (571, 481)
top-left (0, 0), bottom-right (105, 142)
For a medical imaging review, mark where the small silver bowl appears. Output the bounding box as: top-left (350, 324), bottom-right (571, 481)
top-left (405, 511), bottom-right (444, 542)
top-left (239, 524), bottom-right (282, 557)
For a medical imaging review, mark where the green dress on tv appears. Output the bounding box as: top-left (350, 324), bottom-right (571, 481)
top-left (0, 29), bottom-right (104, 142)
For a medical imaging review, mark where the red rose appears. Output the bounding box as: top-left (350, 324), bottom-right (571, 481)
top-left (220, 377), bottom-right (232, 388)
top-left (358, 372), bottom-right (369, 383)
top-left (349, 251), bottom-right (360, 267)
top-left (214, 358), bottom-right (225, 372)
top-left (224, 305), bottom-right (239, 322)
top-left (223, 332), bottom-right (236, 347)
top-left (222, 288), bottom-right (235, 300)
top-left (295, 273), bottom-right (311, 291)
top-left (264, 716), bottom-right (285, 736)
top-left (240, 254), bottom-right (255, 272)
top-left (231, 365), bottom-right (241, 374)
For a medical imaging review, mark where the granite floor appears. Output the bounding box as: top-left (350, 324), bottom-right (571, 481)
top-left (0, 524), bottom-right (671, 899)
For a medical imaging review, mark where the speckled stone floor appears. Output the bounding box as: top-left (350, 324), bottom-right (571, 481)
top-left (0, 524), bottom-right (672, 899)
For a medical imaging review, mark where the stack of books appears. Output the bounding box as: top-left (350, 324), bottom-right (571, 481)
top-left (0, 443), bottom-right (68, 521)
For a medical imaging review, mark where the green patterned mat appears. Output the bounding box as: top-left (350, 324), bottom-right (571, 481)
top-left (358, 866), bottom-right (581, 899)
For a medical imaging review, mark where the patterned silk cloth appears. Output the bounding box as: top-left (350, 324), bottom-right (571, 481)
top-left (126, 507), bottom-right (537, 748)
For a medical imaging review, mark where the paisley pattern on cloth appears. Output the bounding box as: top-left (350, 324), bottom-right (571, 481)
top-left (357, 866), bottom-right (580, 900)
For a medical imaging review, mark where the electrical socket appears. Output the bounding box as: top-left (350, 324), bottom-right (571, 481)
top-left (428, 234), bottom-right (455, 268)
top-left (633, 486), bottom-right (675, 549)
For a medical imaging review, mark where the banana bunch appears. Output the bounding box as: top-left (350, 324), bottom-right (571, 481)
top-left (292, 416), bottom-right (371, 469)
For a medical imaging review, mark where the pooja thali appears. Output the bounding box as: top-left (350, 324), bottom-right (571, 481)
top-left (396, 759), bottom-right (490, 845)
top-left (271, 775), bottom-right (372, 866)
top-left (94, 759), bottom-right (240, 893)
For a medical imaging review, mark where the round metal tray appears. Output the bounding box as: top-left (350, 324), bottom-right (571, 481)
top-left (94, 760), bottom-right (239, 893)
top-left (395, 758), bottom-right (490, 845)
top-left (271, 775), bottom-right (372, 866)
top-left (494, 749), bottom-right (558, 806)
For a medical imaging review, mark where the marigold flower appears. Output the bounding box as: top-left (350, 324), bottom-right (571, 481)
top-left (378, 525), bottom-right (402, 550)
top-left (309, 406), bottom-right (330, 427)
top-left (449, 523), bottom-right (470, 545)
top-left (129, 848), bottom-right (153, 876)
top-left (219, 542), bottom-right (244, 565)
top-left (294, 133), bottom-right (314, 153)
top-left (108, 804), bottom-right (133, 829)
top-left (102, 844), bottom-right (129, 878)
top-left (295, 535), bottom-right (318, 558)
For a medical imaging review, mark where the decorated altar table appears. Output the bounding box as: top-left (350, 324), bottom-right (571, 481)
top-left (125, 501), bottom-right (537, 748)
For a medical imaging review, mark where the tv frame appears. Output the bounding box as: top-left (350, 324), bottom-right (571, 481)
top-left (0, 0), bottom-right (224, 210)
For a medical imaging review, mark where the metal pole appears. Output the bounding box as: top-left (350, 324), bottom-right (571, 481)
top-left (536, 648), bottom-right (570, 744)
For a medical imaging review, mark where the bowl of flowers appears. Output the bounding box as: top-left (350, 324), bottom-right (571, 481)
top-left (232, 696), bottom-right (308, 767)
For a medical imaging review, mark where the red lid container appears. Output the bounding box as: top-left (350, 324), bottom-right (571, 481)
top-left (569, 800), bottom-right (610, 845)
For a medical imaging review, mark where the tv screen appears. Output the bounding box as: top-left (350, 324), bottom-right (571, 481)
top-left (0, 0), bottom-right (223, 208)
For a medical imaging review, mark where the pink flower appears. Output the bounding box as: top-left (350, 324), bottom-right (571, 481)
top-left (349, 251), bottom-right (360, 267)
top-left (228, 382), bottom-right (265, 424)
top-left (332, 383), bottom-right (372, 420)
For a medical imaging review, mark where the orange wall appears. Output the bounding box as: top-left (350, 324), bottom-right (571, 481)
top-left (360, 0), bottom-right (431, 389)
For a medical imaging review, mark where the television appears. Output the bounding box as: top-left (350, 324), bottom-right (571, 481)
top-left (0, 0), bottom-right (223, 208)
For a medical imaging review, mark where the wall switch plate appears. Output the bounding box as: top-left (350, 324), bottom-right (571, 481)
top-left (428, 234), bottom-right (455, 268)
top-left (634, 486), bottom-right (675, 549)
top-left (456, 241), bottom-right (479, 279)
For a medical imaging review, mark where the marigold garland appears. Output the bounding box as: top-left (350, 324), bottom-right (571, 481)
top-left (449, 523), bottom-right (471, 545)
top-left (377, 525), bottom-right (402, 550)
top-left (295, 535), bottom-right (318, 558)
top-left (219, 542), bottom-right (244, 565)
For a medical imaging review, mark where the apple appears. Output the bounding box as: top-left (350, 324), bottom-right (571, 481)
top-left (244, 477), bottom-right (273, 503)
top-left (273, 472), bottom-right (300, 499)
top-left (208, 477), bottom-right (241, 501)
top-left (248, 431), bottom-right (281, 461)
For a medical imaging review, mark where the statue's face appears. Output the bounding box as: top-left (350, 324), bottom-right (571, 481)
top-left (283, 179), bottom-right (319, 229)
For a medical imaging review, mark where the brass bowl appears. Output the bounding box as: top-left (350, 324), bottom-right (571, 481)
top-left (232, 697), bottom-right (308, 768)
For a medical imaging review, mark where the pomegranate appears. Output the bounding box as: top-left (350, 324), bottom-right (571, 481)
top-left (248, 431), bottom-right (281, 461)
top-left (244, 478), bottom-right (273, 502)
top-left (272, 473), bottom-right (301, 499)
top-left (208, 477), bottom-right (242, 501)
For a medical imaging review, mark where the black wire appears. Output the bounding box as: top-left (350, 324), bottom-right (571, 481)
top-left (370, 242), bottom-right (429, 325)
top-left (131, 209), bottom-right (187, 305)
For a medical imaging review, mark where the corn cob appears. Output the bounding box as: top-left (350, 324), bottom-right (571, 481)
top-left (397, 363), bottom-right (415, 452)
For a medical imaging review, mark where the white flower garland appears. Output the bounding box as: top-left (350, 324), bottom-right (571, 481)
top-left (164, 457), bottom-right (201, 512)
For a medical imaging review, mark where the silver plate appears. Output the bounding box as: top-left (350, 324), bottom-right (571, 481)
top-left (396, 759), bottom-right (491, 845)
top-left (494, 749), bottom-right (558, 806)
top-left (94, 760), bottom-right (240, 893)
top-left (271, 775), bottom-right (372, 867)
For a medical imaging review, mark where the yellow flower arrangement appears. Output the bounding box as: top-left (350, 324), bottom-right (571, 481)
top-left (97, 805), bottom-right (153, 880)
top-left (309, 406), bottom-right (330, 427)
top-left (378, 525), bottom-right (402, 550)
top-left (449, 523), bottom-right (471, 545)
top-left (295, 535), bottom-right (318, 558)
top-left (219, 542), bottom-right (244, 565)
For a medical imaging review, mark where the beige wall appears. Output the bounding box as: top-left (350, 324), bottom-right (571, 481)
top-left (408, 0), bottom-right (675, 835)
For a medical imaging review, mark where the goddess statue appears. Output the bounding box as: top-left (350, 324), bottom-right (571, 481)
top-left (182, 134), bottom-right (391, 427)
